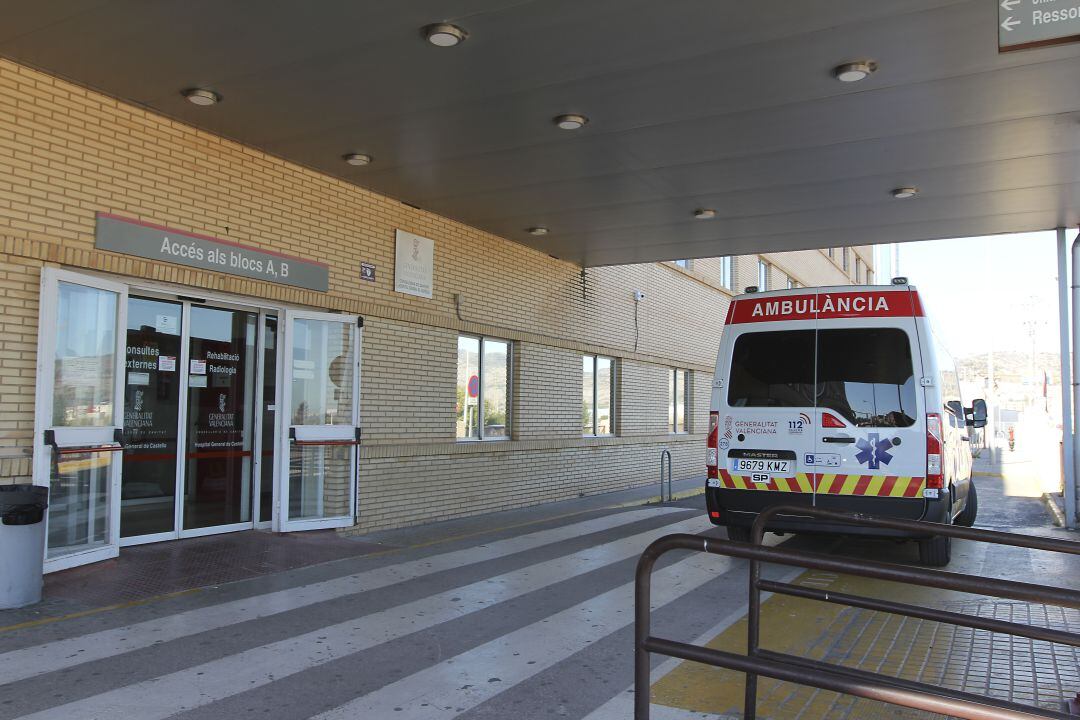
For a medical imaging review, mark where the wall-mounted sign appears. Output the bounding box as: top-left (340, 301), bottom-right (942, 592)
top-left (360, 262), bottom-right (376, 282)
top-left (394, 229), bottom-right (434, 299)
top-left (95, 213), bottom-right (330, 292)
top-left (1000, 0), bottom-right (1080, 51)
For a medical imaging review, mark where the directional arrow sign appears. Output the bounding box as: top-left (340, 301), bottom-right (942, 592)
top-left (1000, 0), bottom-right (1080, 51)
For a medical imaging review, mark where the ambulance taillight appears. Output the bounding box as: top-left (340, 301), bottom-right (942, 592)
top-left (707, 411), bottom-right (719, 479)
top-left (821, 412), bottom-right (846, 429)
top-left (926, 413), bottom-right (943, 490)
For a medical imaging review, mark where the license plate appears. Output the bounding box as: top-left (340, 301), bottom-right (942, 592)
top-left (730, 458), bottom-right (792, 474)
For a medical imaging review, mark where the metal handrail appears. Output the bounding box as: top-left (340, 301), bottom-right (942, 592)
top-left (659, 449), bottom-right (672, 502)
top-left (634, 507), bottom-right (1080, 720)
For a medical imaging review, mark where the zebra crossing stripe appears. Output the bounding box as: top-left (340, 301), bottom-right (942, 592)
top-left (12, 514), bottom-right (712, 720)
top-left (313, 551), bottom-right (735, 720)
top-left (582, 563), bottom-right (805, 720)
top-left (0, 507), bottom-right (687, 686)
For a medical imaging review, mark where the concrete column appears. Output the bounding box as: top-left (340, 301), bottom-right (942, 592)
top-left (1065, 228), bottom-right (1078, 527)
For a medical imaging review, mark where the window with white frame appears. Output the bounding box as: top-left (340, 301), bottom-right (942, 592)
top-left (669, 368), bottom-right (690, 434)
top-left (828, 247), bottom-right (835, 259)
top-left (786, 275), bottom-right (795, 289)
top-left (758, 260), bottom-right (769, 290)
top-left (842, 247), bottom-right (849, 272)
top-left (582, 355), bottom-right (614, 436)
top-left (719, 256), bottom-right (732, 289)
top-left (674, 259), bottom-right (690, 269)
top-left (856, 257), bottom-right (864, 284)
top-left (456, 336), bottom-right (511, 440)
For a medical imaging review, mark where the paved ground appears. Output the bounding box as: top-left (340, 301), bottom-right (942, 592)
top-left (648, 460), bottom-right (1080, 719)
top-left (0, 465), bottom-right (1075, 719)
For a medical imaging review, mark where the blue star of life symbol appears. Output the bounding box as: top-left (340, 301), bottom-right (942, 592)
top-left (855, 433), bottom-right (893, 469)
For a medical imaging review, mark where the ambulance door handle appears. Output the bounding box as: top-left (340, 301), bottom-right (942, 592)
top-left (821, 436), bottom-right (855, 444)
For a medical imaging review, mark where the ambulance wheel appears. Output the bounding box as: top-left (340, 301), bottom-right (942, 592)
top-left (918, 534), bottom-right (951, 567)
top-left (955, 483), bottom-right (978, 527)
top-left (726, 525), bottom-right (752, 543)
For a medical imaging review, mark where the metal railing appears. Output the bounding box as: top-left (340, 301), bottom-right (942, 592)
top-left (658, 449), bottom-right (672, 502)
top-left (635, 505), bottom-right (1080, 720)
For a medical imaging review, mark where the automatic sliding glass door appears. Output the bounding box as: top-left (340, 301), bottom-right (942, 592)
top-left (181, 305), bottom-right (258, 535)
top-left (120, 298), bottom-right (182, 541)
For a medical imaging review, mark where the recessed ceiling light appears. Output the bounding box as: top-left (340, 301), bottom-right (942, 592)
top-left (693, 208), bottom-right (717, 220)
top-left (832, 61), bottom-right (877, 83)
top-left (892, 186), bottom-right (919, 199)
top-left (526, 226), bottom-right (549, 236)
top-left (182, 88), bottom-right (221, 106)
top-left (343, 153), bottom-right (373, 166)
top-left (553, 114), bottom-right (588, 131)
top-left (424, 23), bottom-right (468, 47)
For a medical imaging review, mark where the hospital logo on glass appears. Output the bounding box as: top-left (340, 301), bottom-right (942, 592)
top-left (856, 433), bottom-right (893, 470)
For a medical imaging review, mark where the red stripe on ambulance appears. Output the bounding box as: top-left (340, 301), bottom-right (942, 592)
top-left (728, 290), bottom-right (923, 324)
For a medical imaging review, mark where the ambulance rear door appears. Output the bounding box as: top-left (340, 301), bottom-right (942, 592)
top-left (811, 289), bottom-right (926, 515)
top-left (720, 289), bottom-right (819, 502)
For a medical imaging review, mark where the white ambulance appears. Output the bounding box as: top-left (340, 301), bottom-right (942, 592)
top-left (705, 279), bottom-right (987, 566)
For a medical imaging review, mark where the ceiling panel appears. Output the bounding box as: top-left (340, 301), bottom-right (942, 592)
top-left (1, 0), bottom-right (1078, 266)
top-left (454, 152), bottom-right (1080, 243)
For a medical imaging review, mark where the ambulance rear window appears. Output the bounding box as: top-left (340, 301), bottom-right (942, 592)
top-left (727, 330), bottom-right (816, 408)
top-left (727, 328), bottom-right (917, 428)
top-left (817, 328), bottom-right (917, 428)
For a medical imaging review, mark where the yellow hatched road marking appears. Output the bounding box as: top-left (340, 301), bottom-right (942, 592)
top-left (650, 570), bottom-right (972, 717)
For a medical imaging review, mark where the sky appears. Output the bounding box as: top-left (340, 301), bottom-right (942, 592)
top-left (890, 231), bottom-right (1065, 359)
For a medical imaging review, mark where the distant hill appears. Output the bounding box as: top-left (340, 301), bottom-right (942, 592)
top-left (957, 351), bottom-right (1061, 384)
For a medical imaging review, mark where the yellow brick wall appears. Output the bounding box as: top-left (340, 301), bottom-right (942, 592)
top-left (0, 253), bottom-right (42, 482)
top-left (0, 58), bottom-right (869, 532)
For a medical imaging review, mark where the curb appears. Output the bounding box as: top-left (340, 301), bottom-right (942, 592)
top-left (622, 486), bottom-right (706, 508)
top-left (1043, 493), bottom-right (1067, 528)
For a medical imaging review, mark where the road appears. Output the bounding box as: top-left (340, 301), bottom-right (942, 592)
top-left (0, 469), bottom-right (1074, 719)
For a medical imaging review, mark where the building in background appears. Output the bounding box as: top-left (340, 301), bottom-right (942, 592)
top-left (0, 59), bottom-right (871, 572)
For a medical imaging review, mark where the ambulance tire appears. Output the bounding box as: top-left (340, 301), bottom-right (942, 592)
top-left (955, 482), bottom-right (978, 527)
top-left (726, 525), bottom-right (753, 543)
top-left (918, 534), bottom-right (951, 567)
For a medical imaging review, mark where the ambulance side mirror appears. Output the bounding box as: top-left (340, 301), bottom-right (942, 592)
top-left (967, 398), bottom-right (987, 429)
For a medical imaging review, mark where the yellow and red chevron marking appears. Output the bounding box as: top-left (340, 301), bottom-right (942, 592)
top-left (815, 474), bottom-right (925, 497)
top-left (718, 470), bottom-right (813, 493)
top-left (718, 470), bottom-right (925, 497)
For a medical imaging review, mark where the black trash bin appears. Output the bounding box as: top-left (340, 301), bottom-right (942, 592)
top-left (0, 484), bottom-right (49, 608)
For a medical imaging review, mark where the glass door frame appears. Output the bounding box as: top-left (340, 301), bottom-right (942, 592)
top-left (254, 311), bottom-right (280, 530)
top-left (176, 298), bottom-right (261, 540)
top-left (117, 288), bottom-right (282, 545)
top-left (33, 268), bottom-right (356, 567)
top-left (277, 309), bottom-right (361, 532)
top-left (34, 268), bottom-right (128, 573)
top-left (118, 295), bottom-right (186, 547)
